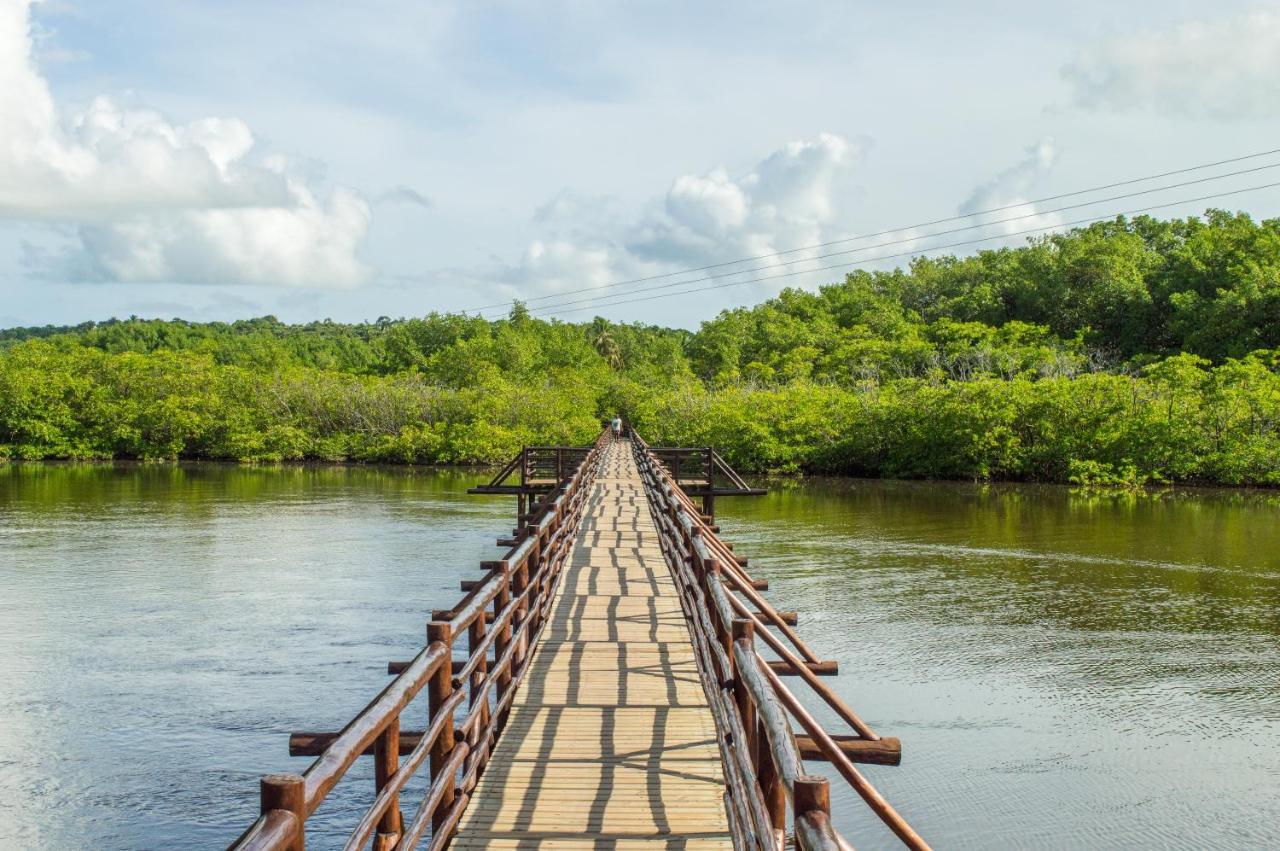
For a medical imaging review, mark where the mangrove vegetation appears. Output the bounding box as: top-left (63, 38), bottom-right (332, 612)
top-left (2, 211), bottom-right (1278, 485)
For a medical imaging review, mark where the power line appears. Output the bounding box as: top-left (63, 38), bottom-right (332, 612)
top-left (525, 179), bottom-right (1280, 317)
top-left (537, 180), bottom-right (1280, 316)
top-left (498, 164), bottom-right (1280, 317)
top-left (464, 146), bottom-right (1280, 315)
top-left (488, 164), bottom-right (1280, 318)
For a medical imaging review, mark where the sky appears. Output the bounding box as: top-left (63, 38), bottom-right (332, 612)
top-left (1, 0), bottom-right (1279, 329)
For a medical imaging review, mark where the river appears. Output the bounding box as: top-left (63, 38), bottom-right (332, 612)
top-left (0, 465), bottom-right (1277, 849)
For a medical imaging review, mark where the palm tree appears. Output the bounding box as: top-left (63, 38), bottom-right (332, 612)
top-left (592, 326), bottom-right (624, 370)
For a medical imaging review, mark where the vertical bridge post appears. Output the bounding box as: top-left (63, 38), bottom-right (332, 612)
top-left (426, 621), bottom-right (455, 831)
top-left (259, 773), bottom-right (305, 851)
top-left (373, 715), bottom-right (402, 849)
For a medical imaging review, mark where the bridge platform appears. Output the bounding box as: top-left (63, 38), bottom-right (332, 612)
top-left (232, 428), bottom-right (922, 851)
top-left (452, 439), bottom-right (733, 849)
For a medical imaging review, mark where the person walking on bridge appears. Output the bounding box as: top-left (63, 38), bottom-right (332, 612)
top-left (611, 416), bottom-right (623, 440)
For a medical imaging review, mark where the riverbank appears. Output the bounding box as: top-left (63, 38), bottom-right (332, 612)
top-left (2, 349), bottom-right (1278, 487)
top-left (4, 456), bottom-right (1279, 502)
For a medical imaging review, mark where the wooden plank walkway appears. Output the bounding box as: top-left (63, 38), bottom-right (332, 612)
top-left (453, 439), bottom-right (733, 850)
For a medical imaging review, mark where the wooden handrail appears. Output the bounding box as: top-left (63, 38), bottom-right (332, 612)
top-left (645, 450), bottom-right (880, 740)
top-left (758, 655), bottom-right (929, 850)
top-left (655, 465), bottom-right (820, 659)
top-left (341, 687), bottom-right (464, 850)
top-left (235, 808), bottom-right (302, 851)
top-left (228, 429), bottom-right (607, 851)
top-left (631, 432), bottom-right (930, 850)
top-left (708, 561), bottom-right (879, 741)
top-left (654, 506), bottom-right (776, 850)
top-left (732, 638), bottom-right (804, 805)
top-left (795, 810), bottom-right (844, 851)
top-left (300, 643), bottom-right (449, 815)
top-left (688, 522), bottom-right (824, 664)
top-left (712, 448), bottom-right (754, 490)
top-left (396, 741), bottom-right (470, 850)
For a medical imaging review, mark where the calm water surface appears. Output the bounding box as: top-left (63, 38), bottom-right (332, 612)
top-left (1, 465), bottom-right (1278, 849)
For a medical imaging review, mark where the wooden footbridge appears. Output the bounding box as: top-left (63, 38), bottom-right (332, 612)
top-left (230, 428), bottom-right (929, 851)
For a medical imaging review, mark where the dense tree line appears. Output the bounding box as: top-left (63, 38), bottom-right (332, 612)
top-left (2, 210), bottom-right (1278, 485)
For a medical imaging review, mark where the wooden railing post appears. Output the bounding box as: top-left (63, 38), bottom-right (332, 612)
top-left (260, 773), bottom-right (305, 851)
top-left (373, 717), bottom-right (403, 850)
top-left (547, 503), bottom-right (563, 592)
top-left (469, 598), bottom-right (491, 736)
top-left (732, 619), bottom-right (758, 761)
top-left (688, 525), bottom-right (703, 572)
top-left (757, 717), bottom-right (786, 845)
top-left (494, 565), bottom-right (513, 713)
top-left (707, 558), bottom-right (729, 657)
top-left (529, 528), bottom-right (546, 630)
top-left (511, 551), bottom-right (531, 681)
top-left (427, 621), bottom-right (456, 832)
top-left (793, 776), bottom-right (836, 851)
top-left (794, 774), bottom-right (831, 820)
top-left (513, 551), bottom-right (530, 612)
top-left (702, 448), bottom-right (716, 519)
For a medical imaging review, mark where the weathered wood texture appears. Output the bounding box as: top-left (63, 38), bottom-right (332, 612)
top-left (452, 440), bottom-right (733, 849)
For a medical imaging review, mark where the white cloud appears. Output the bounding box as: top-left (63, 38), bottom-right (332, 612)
top-left (52, 183), bottom-right (371, 286)
top-left (749, 132), bottom-right (853, 222)
top-left (1064, 8), bottom-right (1280, 119)
top-left (1, 0), bottom-right (372, 286)
top-left (632, 131), bottom-right (857, 268)
top-left (487, 131), bottom-right (861, 308)
top-left (959, 139), bottom-right (1061, 236)
top-left (511, 239), bottom-right (627, 295)
top-left (665, 169), bottom-right (750, 235)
